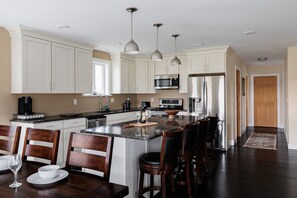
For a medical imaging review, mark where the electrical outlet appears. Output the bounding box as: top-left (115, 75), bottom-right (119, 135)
top-left (73, 99), bottom-right (77, 105)
top-left (150, 97), bottom-right (154, 102)
top-left (110, 98), bottom-right (114, 103)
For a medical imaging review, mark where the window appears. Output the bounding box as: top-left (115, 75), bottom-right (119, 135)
top-left (85, 58), bottom-right (111, 96)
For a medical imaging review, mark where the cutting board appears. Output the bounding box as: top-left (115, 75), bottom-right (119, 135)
top-left (128, 122), bottom-right (158, 127)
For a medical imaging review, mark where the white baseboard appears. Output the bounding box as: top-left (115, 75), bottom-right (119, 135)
top-left (288, 144), bottom-right (297, 150)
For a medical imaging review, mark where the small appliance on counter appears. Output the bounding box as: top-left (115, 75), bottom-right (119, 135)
top-left (158, 98), bottom-right (183, 110)
top-left (141, 101), bottom-right (151, 109)
top-left (16, 96), bottom-right (45, 120)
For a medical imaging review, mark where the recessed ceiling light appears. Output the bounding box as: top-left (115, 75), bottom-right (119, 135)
top-left (194, 43), bottom-right (204, 47)
top-left (257, 57), bottom-right (268, 61)
top-left (56, 25), bottom-right (70, 29)
top-left (243, 31), bottom-right (256, 35)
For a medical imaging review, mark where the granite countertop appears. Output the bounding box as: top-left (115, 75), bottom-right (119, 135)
top-left (82, 115), bottom-right (198, 140)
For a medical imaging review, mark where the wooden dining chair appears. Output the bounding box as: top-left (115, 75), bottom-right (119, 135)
top-left (22, 128), bottom-right (60, 165)
top-left (138, 128), bottom-right (183, 198)
top-left (175, 123), bottom-right (199, 198)
top-left (65, 132), bottom-right (114, 182)
top-left (0, 125), bottom-right (21, 155)
top-left (206, 116), bottom-right (219, 158)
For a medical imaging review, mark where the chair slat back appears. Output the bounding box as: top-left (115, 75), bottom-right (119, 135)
top-left (182, 123), bottom-right (199, 155)
top-left (66, 133), bottom-right (114, 182)
top-left (0, 125), bottom-right (21, 155)
top-left (160, 128), bottom-right (183, 170)
top-left (196, 119), bottom-right (209, 143)
top-left (208, 116), bottom-right (219, 137)
top-left (22, 128), bottom-right (60, 165)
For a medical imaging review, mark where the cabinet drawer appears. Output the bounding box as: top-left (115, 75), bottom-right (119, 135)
top-left (64, 118), bottom-right (86, 128)
top-left (34, 121), bottom-right (63, 130)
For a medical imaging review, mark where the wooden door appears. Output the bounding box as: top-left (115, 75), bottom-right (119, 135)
top-left (246, 77), bottom-right (249, 126)
top-left (254, 76), bottom-right (277, 127)
top-left (236, 70), bottom-right (241, 137)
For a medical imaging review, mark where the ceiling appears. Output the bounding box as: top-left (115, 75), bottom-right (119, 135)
top-left (1, 0), bottom-right (297, 66)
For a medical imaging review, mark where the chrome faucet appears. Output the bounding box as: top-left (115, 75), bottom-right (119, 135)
top-left (99, 95), bottom-right (109, 112)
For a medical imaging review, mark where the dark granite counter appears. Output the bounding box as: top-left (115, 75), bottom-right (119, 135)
top-left (82, 115), bottom-right (198, 140)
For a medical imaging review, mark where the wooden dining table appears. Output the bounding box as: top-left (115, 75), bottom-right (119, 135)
top-left (0, 162), bottom-right (129, 198)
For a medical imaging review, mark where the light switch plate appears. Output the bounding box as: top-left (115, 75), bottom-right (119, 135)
top-left (73, 99), bottom-right (77, 105)
top-left (110, 98), bottom-right (114, 103)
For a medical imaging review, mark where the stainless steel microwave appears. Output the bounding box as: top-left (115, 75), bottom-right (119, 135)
top-left (154, 74), bottom-right (179, 90)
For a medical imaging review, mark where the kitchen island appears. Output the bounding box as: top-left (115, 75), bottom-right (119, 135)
top-left (82, 115), bottom-right (197, 198)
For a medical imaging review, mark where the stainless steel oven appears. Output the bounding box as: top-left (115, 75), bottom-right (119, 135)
top-left (154, 74), bottom-right (179, 90)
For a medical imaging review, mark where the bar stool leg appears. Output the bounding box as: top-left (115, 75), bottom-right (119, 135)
top-left (150, 175), bottom-right (154, 198)
top-left (161, 174), bottom-right (166, 198)
top-left (170, 173), bottom-right (176, 198)
top-left (185, 159), bottom-right (193, 198)
top-left (138, 170), bottom-right (144, 198)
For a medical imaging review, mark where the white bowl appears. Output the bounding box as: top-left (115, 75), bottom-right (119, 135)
top-left (0, 155), bottom-right (9, 169)
top-left (38, 165), bottom-right (60, 180)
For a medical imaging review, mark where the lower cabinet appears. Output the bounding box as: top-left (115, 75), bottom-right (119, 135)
top-left (11, 118), bottom-right (86, 167)
top-left (106, 112), bottom-right (137, 125)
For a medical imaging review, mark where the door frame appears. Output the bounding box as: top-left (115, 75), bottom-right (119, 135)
top-left (236, 69), bottom-right (241, 137)
top-left (250, 74), bottom-right (280, 127)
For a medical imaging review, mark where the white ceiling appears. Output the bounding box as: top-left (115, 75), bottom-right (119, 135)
top-left (1, 0), bottom-right (297, 66)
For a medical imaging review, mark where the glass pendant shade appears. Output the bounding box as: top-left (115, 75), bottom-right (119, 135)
top-left (171, 56), bottom-right (181, 66)
top-left (171, 34), bottom-right (181, 66)
top-left (152, 23), bottom-right (163, 61)
top-left (125, 8), bottom-right (139, 54)
top-left (125, 39), bottom-right (139, 54)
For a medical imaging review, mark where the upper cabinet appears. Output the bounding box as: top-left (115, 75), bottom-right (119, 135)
top-left (52, 43), bottom-right (75, 93)
top-left (135, 60), bottom-right (155, 94)
top-left (111, 55), bottom-right (136, 94)
top-left (179, 57), bottom-right (188, 93)
top-left (75, 48), bottom-right (92, 93)
top-left (155, 60), bottom-right (179, 75)
top-left (7, 26), bottom-right (93, 94)
top-left (186, 47), bottom-right (229, 74)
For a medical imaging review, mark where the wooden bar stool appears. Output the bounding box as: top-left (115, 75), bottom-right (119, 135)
top-left (0, 125), bottom-right (21, 155)
top-left (194, 119), bottom-right (209, 184)
top-left (138, 128), bottom-right (183, 198)
top-left (22, 128), bottom-right (60, 165)
top-left (175, 123), bottom-right (199, 198)
top-left (206, 116), bottom-right (219, 158)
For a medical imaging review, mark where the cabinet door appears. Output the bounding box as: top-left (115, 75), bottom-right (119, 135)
top-left (179, 58), bottom-right (188, 93)
top-left (148, 61), bottom-right (156, 93)
top-left (205, 52), bottom-right (225, 73)
top-left (188, 54), bottom-right (206, 74)
top-left (168, 65), bottom-right (179, 74)
top-left (155, 61), bottom-right (168, 75)
top-left (75, 48), bottom-right (92, 93)
top-left (52, 43), bottom-right (75, 93)
top-left (135, 61), bottom-right (149, 93)
top-left (23, 36), bottom-right (52, 93)
top-left (120, 59), bottom-right (129, 93)
top-left (128, 60), bottom-right (136, 93)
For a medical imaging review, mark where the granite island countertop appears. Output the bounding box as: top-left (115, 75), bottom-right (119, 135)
top-left (82, 115), bottom-right (199, 140)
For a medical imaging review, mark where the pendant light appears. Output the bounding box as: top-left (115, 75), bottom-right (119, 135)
top-left (151, 23), bottom-right (163, 61)
top-left (171, 34), bottom-right (181, 66)
top-left (124, 7), bottom-right (139, 54)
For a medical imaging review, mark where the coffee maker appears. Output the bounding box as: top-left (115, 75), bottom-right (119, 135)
top-left (18, 97), bottom-right (33, 115)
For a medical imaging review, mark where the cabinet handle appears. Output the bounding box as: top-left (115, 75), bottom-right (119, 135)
top-left (52, 81), bottom-right (55, 89)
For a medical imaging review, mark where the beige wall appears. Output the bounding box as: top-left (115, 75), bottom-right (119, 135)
top-left (0, 27), bottom-right (136, 124)
top-left (247, 65), bottom-right (285, 128)
top-left (286, 46), bottom-right (297, 148)
top-left (0, 28), bottom-right (18, 125)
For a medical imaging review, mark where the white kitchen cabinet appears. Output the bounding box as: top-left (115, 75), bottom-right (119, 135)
top-left (135, 61), bottom-right (149, 93)
top-left (8, 26), bottom-right (93, 94)
top-left (111, 55), bottom-right (136, 94)
top-left (11, 36), bottom-right (52, 93)
top-left (106, 112), bottom-right (136, 125)
top-left (52, 43), bottom-right (75, 93)
top-left (188, 52), bottom-right (225, 74)
top-left (148, 61), bottom-right (156, 93)
top-left (75, 48), bottom-right (93, 93)
top-left (155, 59), bottom-right (179, 75)
top-left (179, 58), bottom-right (189, 93)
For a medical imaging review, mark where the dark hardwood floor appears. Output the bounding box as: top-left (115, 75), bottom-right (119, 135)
top-left (175, 127), bottom-right (297, 198)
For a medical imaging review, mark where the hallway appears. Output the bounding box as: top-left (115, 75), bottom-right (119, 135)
top-left (178, 127), bottom-right (297, 198)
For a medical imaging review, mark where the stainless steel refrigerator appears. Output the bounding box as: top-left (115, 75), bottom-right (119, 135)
top-left (188, 73), bottom-right (226, 150)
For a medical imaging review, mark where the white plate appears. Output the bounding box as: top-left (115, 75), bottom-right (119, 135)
top-left (27, 170), bottom-right (69, 185)
top-left (0, 155), bottom-right (9, 171)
